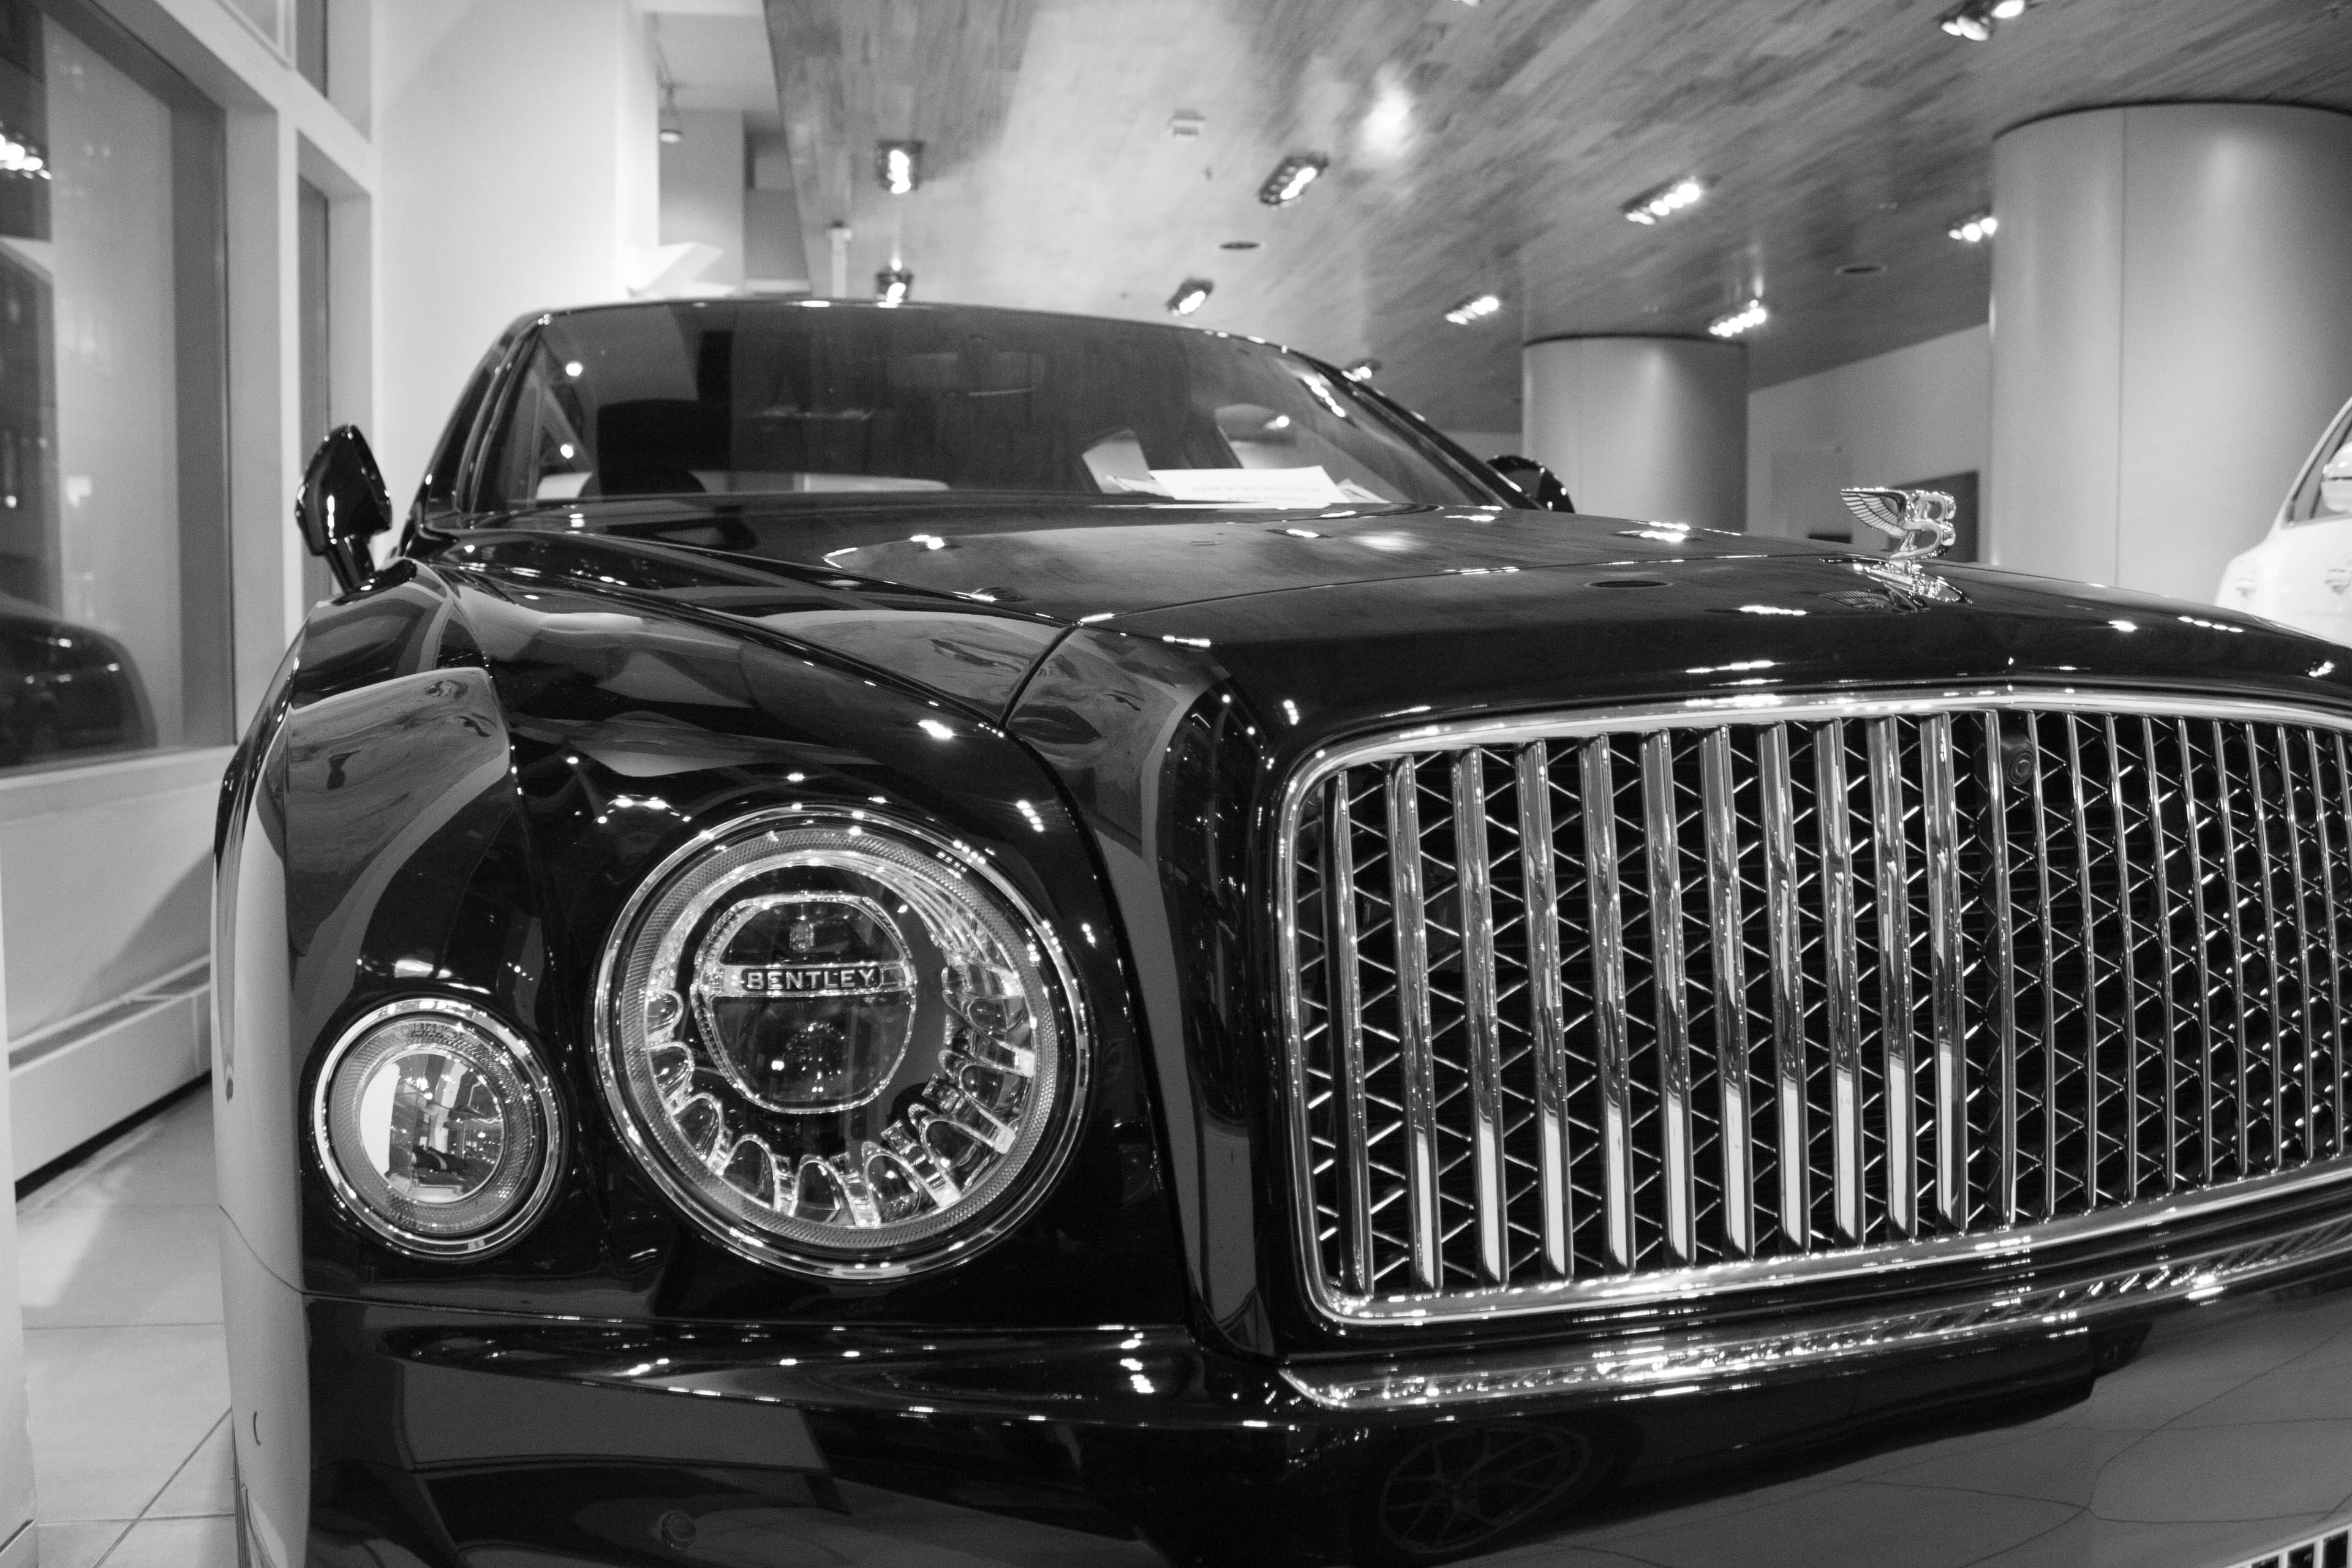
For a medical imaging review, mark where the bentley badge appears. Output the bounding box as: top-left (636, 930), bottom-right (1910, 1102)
top-left (1841, 486), bottom-right (1957, 562)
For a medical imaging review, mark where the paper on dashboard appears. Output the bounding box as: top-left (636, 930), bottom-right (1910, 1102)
top-left (1121, 466), bottom-right (1350, 506)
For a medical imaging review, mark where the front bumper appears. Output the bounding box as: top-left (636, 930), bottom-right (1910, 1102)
top-left (232, 1231), bottom-right (2352, 1568)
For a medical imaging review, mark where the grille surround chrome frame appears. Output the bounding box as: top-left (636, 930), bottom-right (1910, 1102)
top-left (1275, 685), bottom-right (2352, 1327)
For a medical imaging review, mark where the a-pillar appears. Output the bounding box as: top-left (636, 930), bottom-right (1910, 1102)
top-left (1520, 336), bottom-right (1747, 529)
top-left (1990, 104), bottom-right (2352, 600)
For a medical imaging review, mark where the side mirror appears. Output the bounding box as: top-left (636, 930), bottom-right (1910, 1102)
top-left (1488, 454), bottom-right (1574, 512)
top-left (296, 424), bottom-right (393, 592)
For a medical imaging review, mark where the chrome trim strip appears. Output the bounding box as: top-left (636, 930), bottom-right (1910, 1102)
top-left (2215, 722), bottom-right (2253, 1180)
top-left (1272, 686), bottom-right (2352, 1326)
top-left (1385, 758), bottom-right (1444, 1291)
top-left (1760, 723), bottom-right (1808, 1249)
top-left (1453, 750), bottom-right (1508, 1284)
top-left (1869, 718), bottom-right (1917, 1238)
top-left (2247, 723), bottom-right (2286, 1171)
top-left (1643, 732), bottom-right (1697, 1264)
top-left (2335, 733), bottom-right (2352, 1158)
top-left (2184, 718), bottom-right (2221, 1188)
top-left (1700, 728), bottom-right (1754, 1257)
top-left (1324, 776), bottom-right (1376, 1295)
top-left (1582, 739), bottom-right (1635, 1270)
top-left (1921, 714), bottom-right (1966, 1227)
top-left (2281, 725), bottom-right (2319, 1165)
top-left (2065, 712), bottom-right (2104, 1208)
top-left (2028, 714), bottom-right (2059, 1220)
top-left (1280, 1196), bottom-right (2352, 1407)
top-left (1817, 720), bottom-right (1864, 1244)
top-left (2104, 715), bottom-right (2143, 1200)
top-left (1983, 711), bottom-right (2019, 1226)
top-left (2312, 730), bottom-right (2345, 1162)
top-left (2142, 719), bottom-right (2184, 1197)
top-left (1516, 742), bottom-right (1573, 1277)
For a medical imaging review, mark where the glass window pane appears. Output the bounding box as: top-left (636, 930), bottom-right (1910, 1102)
top-left (0, 3), bottom-right (229, 770)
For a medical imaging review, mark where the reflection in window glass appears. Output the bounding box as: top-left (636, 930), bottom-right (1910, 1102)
top-left (0, 2), bottom-right (228, 770)
top-left (475, 301), bottom-right (1494, 514)
top-left (2289, 411), bottom-right (2352, 526)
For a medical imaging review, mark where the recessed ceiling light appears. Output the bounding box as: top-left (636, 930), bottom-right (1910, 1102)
top-left (1169, 109), bottom-right (1205, 139)
top-left (1939, 1), bottom-right (1996, 39)
top-left (1167, 277), bottom-right (1214, 317)
top-left (1835, 262), bottom-right (1886, 277)
top-left (1343, 358), bottom-right (1380, 382)
top-left (1220, 239), bottom-right (1260, 251)
top-left (1623, 175), bottom-right (1706, 225)
top-left (876, 140), bottom-right (922, 194)
top-left (1258, 153), bottom-right (1329, 206)
top-left (1989, 0), bottom-right (2027, 17)
top-left (1949, 212), bottom-right (1999, 243)
top-left (1709, 298), bottom-right (1768, 338)
top-left (1444, 293), bottom-right (1502, 326)
top-left (875, 269), bottom-right (913, 306)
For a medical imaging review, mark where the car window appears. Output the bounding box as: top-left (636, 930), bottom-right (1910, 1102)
top-left (470, 302), bottom-right (1494, 512)
top-left (2287, 402), bottom-right (2352, 524)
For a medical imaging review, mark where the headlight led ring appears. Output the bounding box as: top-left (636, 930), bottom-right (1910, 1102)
top-left (311, 997), bottom-right (566, 1259)
top-left (593, 807), bottom-right (1091, 1280)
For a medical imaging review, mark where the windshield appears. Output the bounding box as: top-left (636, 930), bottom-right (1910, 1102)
top-left (471, 301), bottom-right (1497, 512)
top-left (2286, 399), bottom-right (2352, 526)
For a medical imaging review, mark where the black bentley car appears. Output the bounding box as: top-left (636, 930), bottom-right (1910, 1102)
top-left (217, 298), bottom-right (2352, 1568)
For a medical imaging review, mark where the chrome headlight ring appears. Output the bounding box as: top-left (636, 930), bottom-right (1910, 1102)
top-left (311, 997), bottom-right (568, 1259)
top-left (590, 805), bottom-right (1092, 1281)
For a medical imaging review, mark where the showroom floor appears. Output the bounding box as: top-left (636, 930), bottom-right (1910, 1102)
top-left (16, 1088), bottom-right (235, 1568)
top-left (9, 1085), bottom-right (2352, 1568)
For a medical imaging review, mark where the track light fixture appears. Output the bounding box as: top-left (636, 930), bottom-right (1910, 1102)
top-left (1444, 294), bottom-right (1502, 326)
top-left (1623, 175), bottom-right (1706, 225)
top-left (1708, 298), bottom-right (1768, 339)
top-left (1167, 277), bottom-right (1213, 317)
top-left (658, 85), bottom-right (683, 145)
top-left (875, 270), bottom-right (913, 306)
top-left (1939, 3), bottom-right (1994, 39)
top-left (876, 140), bottom-right (923, 195)
top-left (1257, 153), bottom-right (1329, 207)
top-left (1948, 213), bottom-right (1999, 243)
top-left (1940, 0), bottom-right (2045, 38)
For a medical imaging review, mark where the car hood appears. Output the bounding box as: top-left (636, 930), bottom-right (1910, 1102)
top-left (469, 497), bottom-right (1820, 620)
top-left (439, 500), bottom-right (2351, 729)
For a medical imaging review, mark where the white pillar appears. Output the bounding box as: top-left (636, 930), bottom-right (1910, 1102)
top-left (1991, 104), bottom-right (2352, 600)
top-left (1520, 336), bottom-right (1747, 529)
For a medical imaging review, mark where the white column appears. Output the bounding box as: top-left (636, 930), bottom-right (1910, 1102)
top-left (1991, 104), bottom-right (2352, 600)
top-left (1521, 337), bottom-right (1747, 529)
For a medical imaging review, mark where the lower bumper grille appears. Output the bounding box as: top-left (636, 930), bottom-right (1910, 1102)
top-left (1278, 691), bottom-right (2352, 1319)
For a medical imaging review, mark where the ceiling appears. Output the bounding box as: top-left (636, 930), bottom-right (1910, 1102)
top-left (760, 0), bottom-right (2352, 432)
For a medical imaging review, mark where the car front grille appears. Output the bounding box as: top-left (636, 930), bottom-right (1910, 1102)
top-left (1278, 692), bottom-right (2352, 1321)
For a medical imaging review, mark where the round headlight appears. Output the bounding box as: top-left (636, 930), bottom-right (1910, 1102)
top-left (312, 998), bottom-right (565, 1257)
top-left (594, 808), bottom-right (1088, 1278)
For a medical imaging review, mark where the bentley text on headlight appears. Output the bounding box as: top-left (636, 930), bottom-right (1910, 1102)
top-left (592, 806), bottom-right (1089, 1278)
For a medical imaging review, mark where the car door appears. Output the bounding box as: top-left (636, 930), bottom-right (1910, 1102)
top-left (2219, 396), bottom-right (2352, 645)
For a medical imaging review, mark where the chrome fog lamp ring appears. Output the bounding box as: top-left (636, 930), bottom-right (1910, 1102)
top-left (592, 805), bottom-right (1091, 1281)
top-left (311, 997), bottom-right (567, 1259)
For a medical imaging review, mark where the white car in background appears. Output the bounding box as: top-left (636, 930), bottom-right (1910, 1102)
top-left (2218, 393), bottom-right (2352, 642)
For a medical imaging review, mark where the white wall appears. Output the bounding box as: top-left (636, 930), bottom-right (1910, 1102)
top-left (375, 0), bottom-right (662, 502)
top-left (1747, 324), bottom-right (1990, 542)
top-left (659, 109), bottom-right (745, 292)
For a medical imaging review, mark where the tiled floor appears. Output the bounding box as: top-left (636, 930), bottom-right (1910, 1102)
top-left (15, 1090), bottom-right (236, 1568)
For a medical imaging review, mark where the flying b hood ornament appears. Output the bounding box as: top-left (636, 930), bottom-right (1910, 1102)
top-left (1841, 485), bottom-right (1961, 601)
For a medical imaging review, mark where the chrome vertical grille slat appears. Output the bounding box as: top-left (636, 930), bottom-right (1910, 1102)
top-left (1283, 693), bottom-right (2352, 1320)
